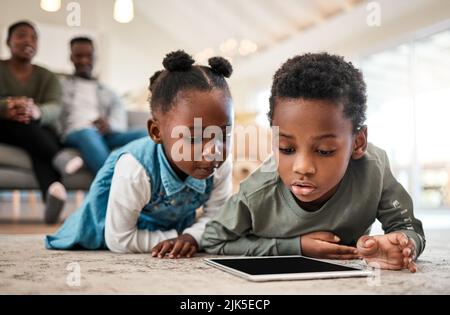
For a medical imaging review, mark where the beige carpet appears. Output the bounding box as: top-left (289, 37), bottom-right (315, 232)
top-left (1, 230), bottom-right (449, 294)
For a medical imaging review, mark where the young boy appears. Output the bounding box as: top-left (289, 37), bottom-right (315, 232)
top-left (201, 52), bottom-right (425, 273)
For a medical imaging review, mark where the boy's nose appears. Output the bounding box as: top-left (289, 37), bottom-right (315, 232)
top-left (292, 154), bottom-right (316, 175)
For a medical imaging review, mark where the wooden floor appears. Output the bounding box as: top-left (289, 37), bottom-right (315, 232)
top-left (0, 191), bottom-right (82, 235)
top-left (0, 223), bottom-right (59, 235)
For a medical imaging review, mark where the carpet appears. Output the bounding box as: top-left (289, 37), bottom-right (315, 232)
top-left (1, 230), bottom-right (449, 294)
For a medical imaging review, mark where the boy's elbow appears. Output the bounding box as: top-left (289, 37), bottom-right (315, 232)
top-left (201, 239), bottom-right (223, 255)
top-left (201, 226), bottom-right (227, 255)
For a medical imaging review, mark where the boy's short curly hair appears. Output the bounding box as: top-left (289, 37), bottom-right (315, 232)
top-left (268, 52), bottom-right (367, 133)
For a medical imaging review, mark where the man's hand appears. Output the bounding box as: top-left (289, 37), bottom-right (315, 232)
top-left (151, 234), bottom-right (198, 259)
top-left (93, 117), bottom-right (110, 135)
top-left (357, 233), bottom-right (417, 273)
top-left (301, 231), bottom-right (360, 260)
top-left (28, 99), bottom-right (41, 121)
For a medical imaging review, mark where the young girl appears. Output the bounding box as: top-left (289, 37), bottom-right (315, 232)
top-left (46, 51), bottom-right (234, 258)
top-left (202, 52), bottom-right (425, 272)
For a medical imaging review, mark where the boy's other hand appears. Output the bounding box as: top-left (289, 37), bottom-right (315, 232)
top-left (300, 231), bottom-right (360, 260)
top-left (151, 234), bottom-right (198, 259)
top-left (356, 233), bottom-right (417, 273)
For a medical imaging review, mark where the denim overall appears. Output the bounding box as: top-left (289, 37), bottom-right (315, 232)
top-left (45, 137), bottom-right (214, 250)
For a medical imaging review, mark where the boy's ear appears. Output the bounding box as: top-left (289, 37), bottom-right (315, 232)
top-left (147, 119), bottom-right (162, 144)
top-left (352, 126), bottom-right (368, 160)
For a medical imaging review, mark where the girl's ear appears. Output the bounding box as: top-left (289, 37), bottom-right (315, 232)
top-left (352, 126), bottom-right (368, 160)
top-left (147, 119), bottom-right (162, 144)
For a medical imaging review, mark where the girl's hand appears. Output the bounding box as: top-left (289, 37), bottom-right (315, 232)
top-left (301, 231), bottom-right (360, 260)
top-left (151, 234), bottom-right (198, 259)
top-left (356, 233), bottom-right (417, 273)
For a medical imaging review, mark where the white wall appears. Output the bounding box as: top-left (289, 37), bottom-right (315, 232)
top-left (229, 0), bottom-right (450, 114)
top-left (0, 0), bottom-right (102, 63)
top-left (0, 22), bottom-right (99, 75)
top-left (1, 0), bottom-right (449, 111)
top-left (0, 0), bottom-right (180, 106)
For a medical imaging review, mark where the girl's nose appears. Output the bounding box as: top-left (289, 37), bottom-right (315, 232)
top-left (202, 139), bottom-right (223, 161)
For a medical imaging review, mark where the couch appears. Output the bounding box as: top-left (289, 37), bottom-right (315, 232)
top-left (0, 111), bottom-right (149, 192)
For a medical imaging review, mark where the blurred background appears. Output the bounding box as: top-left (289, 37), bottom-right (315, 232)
top-left (0, 0), bottom-right (449, 231)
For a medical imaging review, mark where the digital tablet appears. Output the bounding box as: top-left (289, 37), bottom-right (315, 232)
top-left (205, 256), bottom-right (373, 282)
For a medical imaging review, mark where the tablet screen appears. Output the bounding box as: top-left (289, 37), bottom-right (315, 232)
top-left (208, 256), bottom-right (359, 275)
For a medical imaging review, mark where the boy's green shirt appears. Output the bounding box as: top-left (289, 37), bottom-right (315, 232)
top-left (0, 60), bottom-right (62, 126)
top-left (202, 143), bottom-right (425, 257)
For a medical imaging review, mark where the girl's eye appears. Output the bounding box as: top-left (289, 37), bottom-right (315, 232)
top-left (316, 149), bottom-right (335, 156)
top-left (279, 147), bottom-right (295, 154)
top-left (223, 133), bottom-right (232, 143)
top-left (187, 133), bottom-right (231, 144)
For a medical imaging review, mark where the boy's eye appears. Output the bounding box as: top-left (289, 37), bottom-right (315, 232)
top-left (279, 147), bottom-right (295, 154)
top-left (316, 149), bottom-right (335, 156)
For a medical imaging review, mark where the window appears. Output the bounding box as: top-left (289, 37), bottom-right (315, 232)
top-left (361, 28), bottom-right (450, 210)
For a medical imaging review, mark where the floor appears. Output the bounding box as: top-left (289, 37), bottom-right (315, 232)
top-left (0, 230), bottom-right (449, 294)
top-left (0, 191), bottom-right (83, 224)
top-left (1, 192), bottom-right (450, 294)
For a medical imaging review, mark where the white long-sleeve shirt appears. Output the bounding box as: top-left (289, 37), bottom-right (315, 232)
top-left (105, 153), bottom-right (232, 253)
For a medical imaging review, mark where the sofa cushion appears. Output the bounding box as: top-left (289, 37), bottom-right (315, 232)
top-left (0, 168), bottom-right (93, 191)
top-left (0, 144), bottom-right (33, 170)
top-left (0, 168), bottom-right (38, 189)
top-left (0, 144), bottom-right (93, 191)
top-left (127, 110), bottom-right (150, 130)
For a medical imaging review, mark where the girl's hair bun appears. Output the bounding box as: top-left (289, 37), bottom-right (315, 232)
top-left (163, 50), bottom-right (195, 72)
top-left (208, 57), bottom-right (233, 78)
top-left (149, 70), bottom-right (163, 92)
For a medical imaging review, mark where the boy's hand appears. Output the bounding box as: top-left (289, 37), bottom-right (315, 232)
top-left (356, 233), bottom-right (417, 273)
top-left (151, 234), bottom-right (198, 259)
top-left (301, 231), bottom-right (360, 260)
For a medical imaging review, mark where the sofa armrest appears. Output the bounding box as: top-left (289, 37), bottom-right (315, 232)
top-left (127, 110), bottom-right (149, 130)
top-left (0, 143), bottom-right (33, 170)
